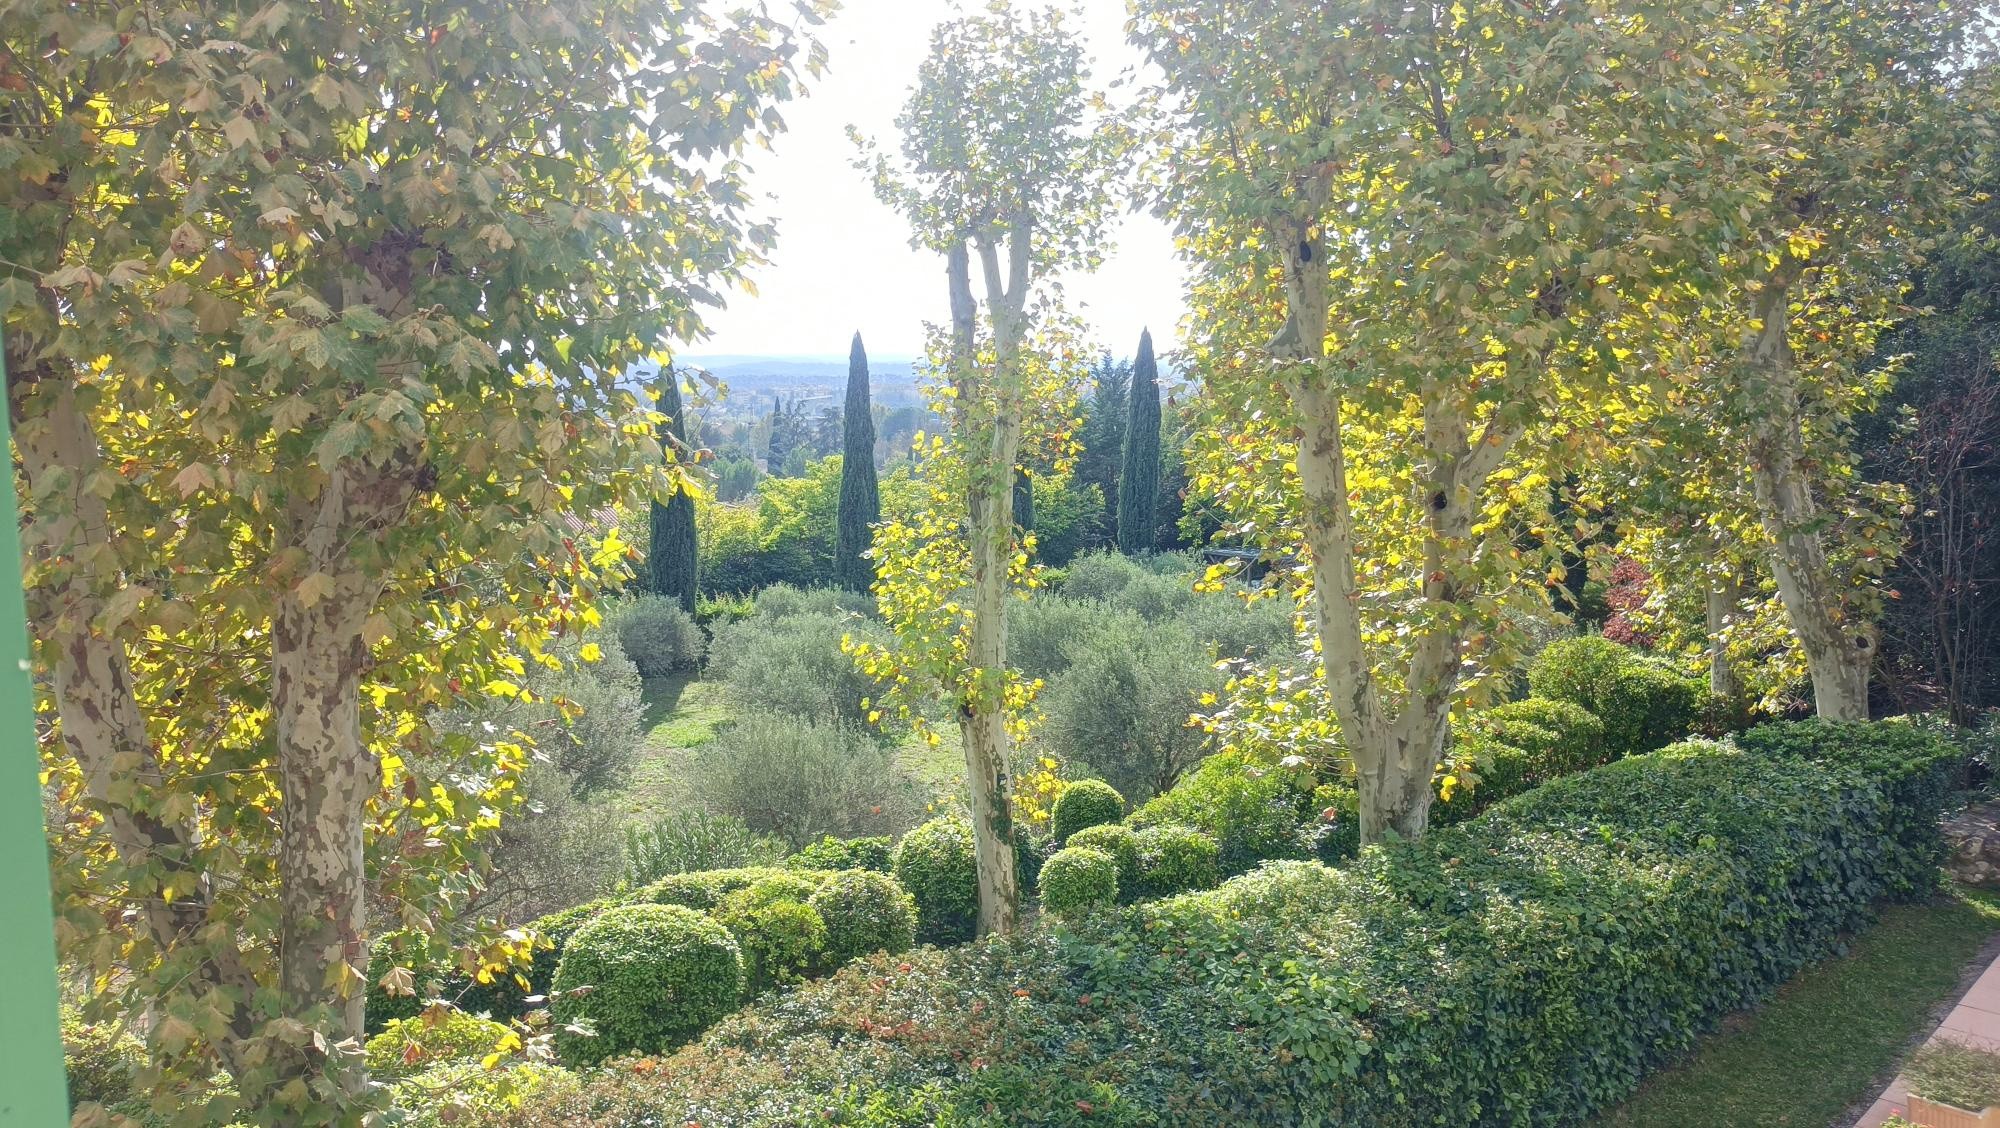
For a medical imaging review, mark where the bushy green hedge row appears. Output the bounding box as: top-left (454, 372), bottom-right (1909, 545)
top-left (508, 722), bottom-right (1957, 1125)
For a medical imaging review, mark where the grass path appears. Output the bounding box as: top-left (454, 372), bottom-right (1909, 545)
top-left (1598, 887), bottom-right (2000, 1128)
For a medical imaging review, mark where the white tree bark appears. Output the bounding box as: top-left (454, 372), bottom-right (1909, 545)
top-left (945, 222), bottom-right (1032, 936)
top-left (1742, 269), bottom-right (1873, 721)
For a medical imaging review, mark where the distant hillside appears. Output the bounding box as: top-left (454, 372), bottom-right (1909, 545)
top-left (681, 354), bottom-right (926, 410)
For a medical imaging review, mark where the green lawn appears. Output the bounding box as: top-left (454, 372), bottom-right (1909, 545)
top-left (1598, 887), bottom-right (2000, 1128)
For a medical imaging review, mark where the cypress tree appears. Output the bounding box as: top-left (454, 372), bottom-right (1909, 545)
top-left (1013, 467), bottom-right (1035, 533)
top-left (1116, 329), bottom-right (1162, 555)
top-left (649, 368), bottom-right (699, 613)
top-left (835, 332), bottom-right (882, 591)
top-left (1075, 353), bottom-right (1129, 547)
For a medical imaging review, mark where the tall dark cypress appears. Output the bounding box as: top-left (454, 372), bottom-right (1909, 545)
top-left (649, 368), bottom-right (699, 613)
top-left (835, 332), bottom-right (882, 591)
top-left (1116, 329), bottom-right (1162, 555)
top-left (1013, 467), bottom-right (1034, 533)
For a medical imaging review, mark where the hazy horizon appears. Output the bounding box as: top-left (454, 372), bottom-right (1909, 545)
top-left (683, 0), bottom-right (1189, 361)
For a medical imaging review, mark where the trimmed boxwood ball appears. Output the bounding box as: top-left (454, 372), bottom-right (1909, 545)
top-left (1130, 824), bottom-right (1221, 899)
top-left (1039, 846), bottom-right (1118, 915)
top-left (787, 835), bottom-right (895, 873)
top-left (711, 875), bottom-right (828, 996)
top-left (1051, 778), bottom-right (1125, 844)
top-left (1065, 823), bottom-right (1140, 899)
top-left (550, 904), bottom-right (742, 1065)
top-left (636, 866), bottom-right (822, 912)
top-left (1478, 697), bottom-right (1607, 775)
top-left (364, 1011), bottom-right (511, 1079)
top-left (1527, 636), bottom-right (1699, 756)
top-left (809, 869), bottom-right (918, 965)
top-left (893, 817), bottom-right (979, 945)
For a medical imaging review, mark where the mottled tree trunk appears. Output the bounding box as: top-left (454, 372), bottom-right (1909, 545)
top-left (10, 375), bottom-right (264, 1077)
top-left (944, 227), bottom-right (1032, 935)
top-left (270, 459), bottom-right (411, 1094)
top-left (1705, 568), bottom-right (1745, 702)
top-left (1283, 217), bottom-right (1521, 845)
top-left (1743, 271), bottom-right (1874, 721)
top-left (962, 465), bottom-right (1022, 937)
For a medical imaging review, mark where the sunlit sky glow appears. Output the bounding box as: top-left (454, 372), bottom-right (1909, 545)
top-left (685, 0), bottom-right (1190, 363)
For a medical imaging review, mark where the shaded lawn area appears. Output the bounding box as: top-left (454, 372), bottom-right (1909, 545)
top-left (1598, 886), bottom-right (2000, 1128)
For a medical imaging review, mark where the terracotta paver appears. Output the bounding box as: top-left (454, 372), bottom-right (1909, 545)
top-left (1856, 951), bottom-right (2000, 1126)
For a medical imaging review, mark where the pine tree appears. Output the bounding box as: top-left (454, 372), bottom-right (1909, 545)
top-left (1117, 329), bottom-right (1162, 555)
top-left (835, 332), bottom-right (882, 591)
top-left (649, 369), bottom-right (699, 613)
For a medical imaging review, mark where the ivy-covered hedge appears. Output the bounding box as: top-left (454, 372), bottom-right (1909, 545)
top-left (510, 726), bottom-right (1945, 1126)
top-left (1734, 718), bottom-right (1962, 899)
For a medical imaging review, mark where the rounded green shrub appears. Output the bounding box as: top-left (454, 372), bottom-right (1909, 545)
top-left (1066, 823), bottom-right (1140, 897)
top-left (1479, 698), bottom-right (1607, 774)
top-left (808, 869), bottom-right (918, 965)
top-left (892, 817), bottom-right (979, 945)
top-left (711, 875), bottom-right (829, 996)
top-left (636, 867), bottom-right (811, 912)
top-left (1527, 637), bottom-right (1699, 756)
top-left (549, 904), bottom-right (743, 1065)
top-left (1038, 846), bottom-right (1118, 915)
top-left (1051, 779), bottom-right (1125, 844)
top-left (364, 1011), bottom-right (511, 1079)
top-left (1131, 750), bottom-right (1319, 874)
top-left (787, 835), bottom-right (895, 873)
top-left (1131, 824), bottom-right (1221, 899)
top-left (392, 1060), bottom-right (574, 1128)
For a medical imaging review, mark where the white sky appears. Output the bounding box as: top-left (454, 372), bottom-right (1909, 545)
top-left (687, 0), bottom-right (1190, 362)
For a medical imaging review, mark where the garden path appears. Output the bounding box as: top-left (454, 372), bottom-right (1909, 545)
top-left (1857, 947), bottom-right (2000, 1125)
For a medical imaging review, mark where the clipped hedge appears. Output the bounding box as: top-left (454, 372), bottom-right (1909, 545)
top-left (550, 904), bottom-right (742, 1066)
top-left (1051, 779), bottom-right (1125, 844)
top-left (514, 724), bottom-right (1946, 1125)
top-left (892, 817), bottom-right (979, 945)
top-left (1528, 636), bottom-right (1699, 757)
top-left (1734, 718), bottom-right (1963, 899)
top-left (364, 1012), bottom-right (511, 1079)
top-left (1039, 846), bottom-right (1118, 916)
top-left (810, 869), bottom-right (918, 965)
top-left (787, 835), bottom-right (895, 873)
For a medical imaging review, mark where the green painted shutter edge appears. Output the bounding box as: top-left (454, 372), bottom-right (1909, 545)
top-left (0, 334), bottom-right (72, 1124)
